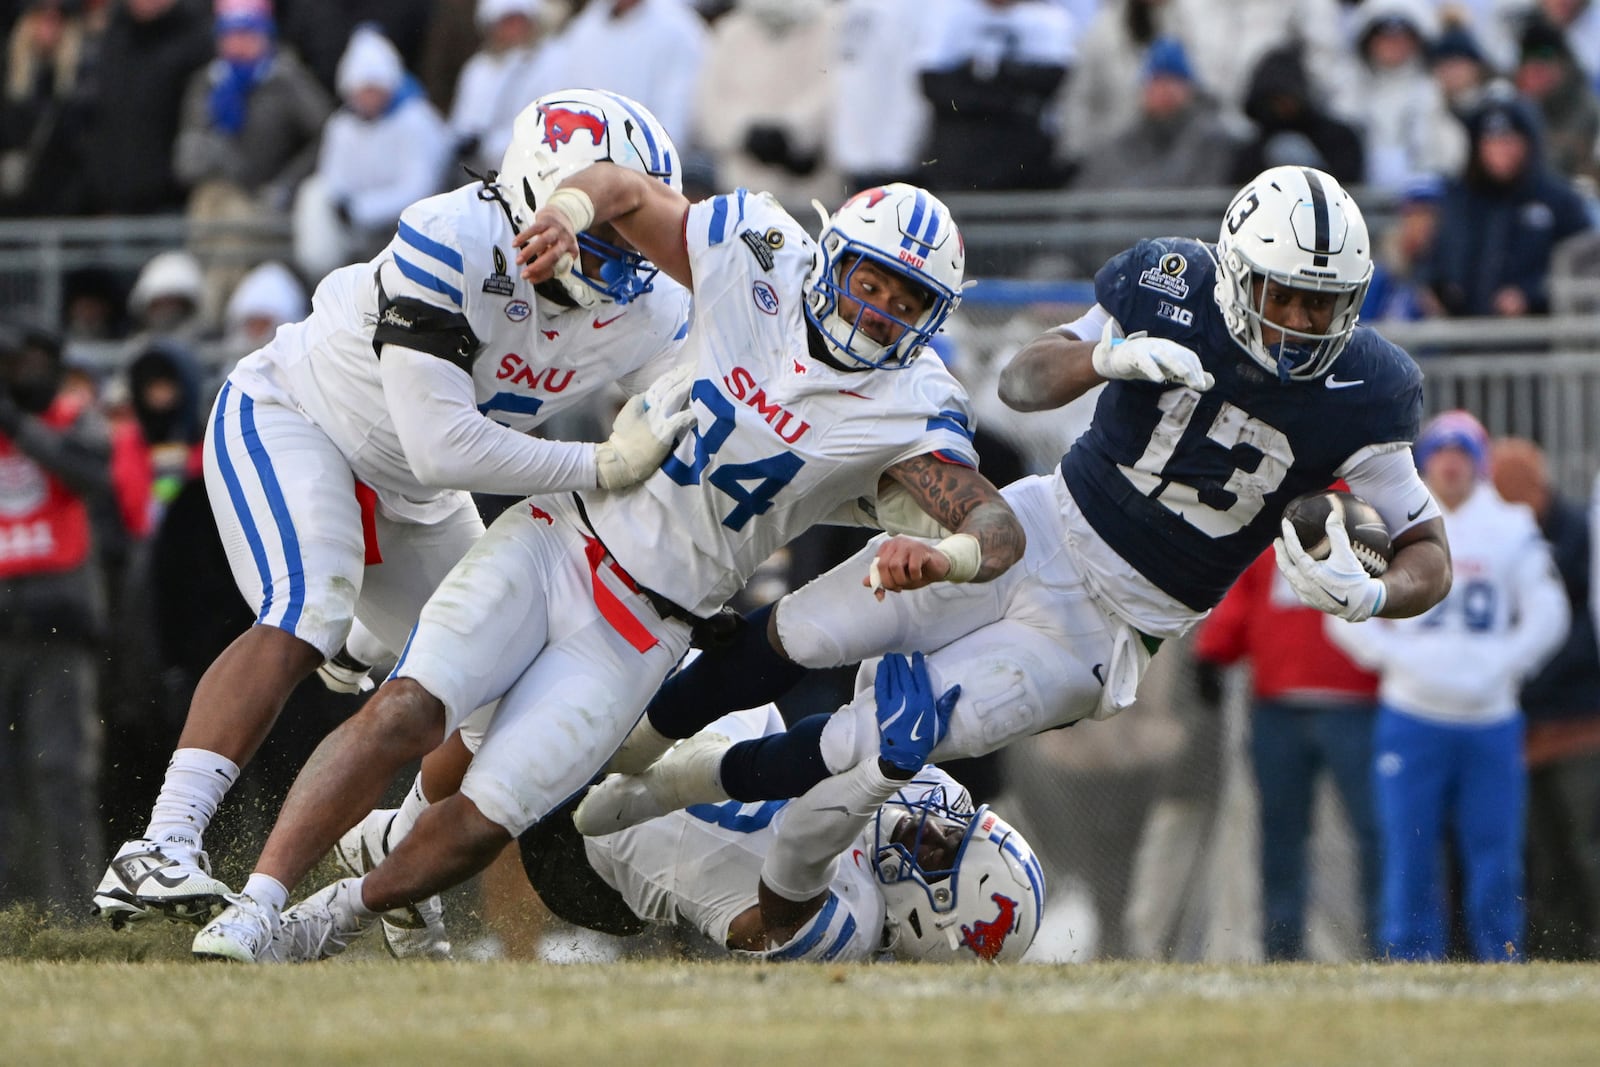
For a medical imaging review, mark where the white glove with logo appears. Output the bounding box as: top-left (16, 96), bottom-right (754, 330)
top-left (1091, 318), bottom-right (1214, 391)
top-left (594, 363), bottom-right (697, 489)
top-left (1275, 511), bottom-right (1387, 622)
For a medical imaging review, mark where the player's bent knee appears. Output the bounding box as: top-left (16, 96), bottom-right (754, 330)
top-left (773, 599), bottom-right (855, 669)
top-left (362, 677), bottom-right (448, 753)
top-left (818, 704), bottom-right (874, 774)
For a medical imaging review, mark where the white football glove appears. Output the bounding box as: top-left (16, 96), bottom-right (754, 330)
top-left (594, 363), bottom-right (697, 489)
top-left (1275, 511), bottom-right (1387, 622)
top-left (1091, 317), bottom-right (1214, 391)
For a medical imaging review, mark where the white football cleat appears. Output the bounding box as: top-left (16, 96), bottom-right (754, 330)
top-left (332, 808), bottom-right (398, 878)
top-left (332, 809), bottom-right (450, 959)
top-left (92, 837), bottom-right (232, 927)
top-left (277, 880), bottom-right (374, 963)
top-left (574, 732), bottom-right (733, 836)
top-left (192, 893), bottom-right (284, 963)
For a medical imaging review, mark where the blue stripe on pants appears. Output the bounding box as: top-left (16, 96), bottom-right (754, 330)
top-left (211, 382), bottom-right (276, 623)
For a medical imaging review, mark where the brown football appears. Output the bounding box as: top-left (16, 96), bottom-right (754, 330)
top-left (1282, 489), bottom-right (1393, 577)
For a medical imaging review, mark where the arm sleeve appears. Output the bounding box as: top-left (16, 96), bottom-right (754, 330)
top-left (379, 344), bottom-right (598, 493)
top-left (1057, 303), bottom-right (1112, 343)
top-left (1337, 442), bottom-right (1440, 538)
top-left (760, 757), bottom-right (905, 904)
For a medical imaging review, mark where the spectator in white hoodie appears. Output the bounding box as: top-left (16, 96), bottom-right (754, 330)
top-left (448, 0), bottom-right (560, 175)
top-left (1328, 410), bottom-right (1569, 962)
top-left (293, 25), bottom-right (453, 279)
top-left (1346, 0), bottom-right (1467, 193)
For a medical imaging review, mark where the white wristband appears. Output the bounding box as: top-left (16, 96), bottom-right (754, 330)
top-left (935, 533), bottom-right (982, 583)
top-left (545, 186), bottom-right (596, 234)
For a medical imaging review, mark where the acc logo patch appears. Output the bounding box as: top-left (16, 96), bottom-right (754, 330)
top-left (1137, 251), bottom-right (1190, 299)
top-left (504, 299), bottom-right (532, 322)
top-left (752, 280), bottom-right (780, 315)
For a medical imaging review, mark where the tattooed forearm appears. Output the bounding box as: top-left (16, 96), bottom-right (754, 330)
top-left (885, 454), bottom-right (1026, 579)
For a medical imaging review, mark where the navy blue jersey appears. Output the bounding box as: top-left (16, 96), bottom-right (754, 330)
top-left (1061, 237), bottom-right (1423, 612)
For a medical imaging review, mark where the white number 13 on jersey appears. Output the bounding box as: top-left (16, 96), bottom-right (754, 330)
top-left (1117, 389), bottom-right (1294, 537)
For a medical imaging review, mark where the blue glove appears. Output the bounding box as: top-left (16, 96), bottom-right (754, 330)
top-left (874, 651), bottom-right (960, 775)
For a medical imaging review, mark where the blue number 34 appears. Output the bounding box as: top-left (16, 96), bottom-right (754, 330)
top-left (661, 379), bottom-right (805, 531)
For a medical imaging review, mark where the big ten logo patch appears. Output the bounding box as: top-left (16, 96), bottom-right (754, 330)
top-left (1157, 300), bottom-right (1193, 327)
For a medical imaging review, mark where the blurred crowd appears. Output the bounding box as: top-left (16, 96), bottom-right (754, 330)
top-left (2, 0), bottom-right (1600, 963)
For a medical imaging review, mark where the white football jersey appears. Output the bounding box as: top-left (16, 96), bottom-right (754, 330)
top-left (580, 190), bottom-right (979, 615)
top-left (583, 707), bottom-right (970, 960)
top-left (228, 181), bottom-right (691, 515)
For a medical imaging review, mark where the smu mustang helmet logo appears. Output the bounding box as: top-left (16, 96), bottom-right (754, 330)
top-left (846, 187), bottom-right (890, 210)
top-left (538, 104), bottom-right (607, 149)
top-left (959, 893), bottom-right (1019, 960)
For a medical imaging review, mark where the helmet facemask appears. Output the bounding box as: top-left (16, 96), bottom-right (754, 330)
top-left (1221, 254), bottom-right (1371, 381)
top-left (873, 784), bottom-right (1044, 962)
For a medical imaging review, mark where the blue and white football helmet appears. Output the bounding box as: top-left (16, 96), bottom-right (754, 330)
top-left (498, 88), bottom-right (681, 307)
top-left (873, 779), bottom-right (1044, 962)
top-left (805, 184), bottom-right (966, 370)
top-left (1215, 166), bottom-right (1373, 382)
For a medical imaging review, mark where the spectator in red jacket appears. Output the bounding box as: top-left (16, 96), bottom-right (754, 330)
top-left (1196, 547), bottom-right (1382, 960)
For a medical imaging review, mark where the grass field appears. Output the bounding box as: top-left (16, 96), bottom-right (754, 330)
top-left (4, 908), bottom-right (1599, 1067)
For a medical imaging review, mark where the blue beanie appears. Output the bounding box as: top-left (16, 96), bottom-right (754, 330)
top-left (1414, 409), bottom-right (1488, 476)
top-left (1143, 37), bottom-right (1194, 83)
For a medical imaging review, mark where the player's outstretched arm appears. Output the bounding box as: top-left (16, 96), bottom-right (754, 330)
top-left (514, 161), bottom-right (693, 290)
top-left (867, 454), bottom-right (1025, 597)
top-left (998, 326), bottom-right (1102, 411)
top-left (999, 317), bottom-right (1212, 411)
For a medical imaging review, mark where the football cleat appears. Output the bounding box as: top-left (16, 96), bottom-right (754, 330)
top-left (277, 880), bottom-right (375, 963)
top-left (332, 809), bottom-right (451, 959)
top-left (192, 893), bottom-right (284, 963)
top-left (92, 837), bottom-right (232, 927)
top-left (573, 732), bottom-right (733, 836)
top-left (332, 808), bottom-right (399, 878)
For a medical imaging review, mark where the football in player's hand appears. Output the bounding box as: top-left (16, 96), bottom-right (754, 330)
top-left (1282, 489), bottom-right (1393, 577)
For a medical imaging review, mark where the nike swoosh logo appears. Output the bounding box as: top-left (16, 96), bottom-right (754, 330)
top-left (908, 713), bottom-right (927, 742)
top-left (592, 313), bottom-right (625, 329)
top-left (1326, 590), bottom-right (1349, 607)
top-left (879, 707), bottom-right (905, 731)
top-left (1407, 501), bottom-right (1428, 521)
top-left (1092, 664), bottom-right (1105, 685)
top-left (1325, 376), bottom-right (1364, 389)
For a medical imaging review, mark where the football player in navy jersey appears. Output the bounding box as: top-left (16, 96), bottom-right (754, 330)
top-left (575, 166), bottom-right (1456, 838)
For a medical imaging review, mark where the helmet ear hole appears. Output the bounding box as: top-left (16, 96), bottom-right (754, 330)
top-left (522, 177), bottom-right (538, 215)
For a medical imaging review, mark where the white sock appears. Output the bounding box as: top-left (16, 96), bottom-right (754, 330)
top-left (341, 876), bottom-right (379, 924)
top-left (242, 873), bottom-right (288, 913)
top-left (388, 775), bottom-right (431, 846)
top-left (144, 748), bottom-right (241, 847)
